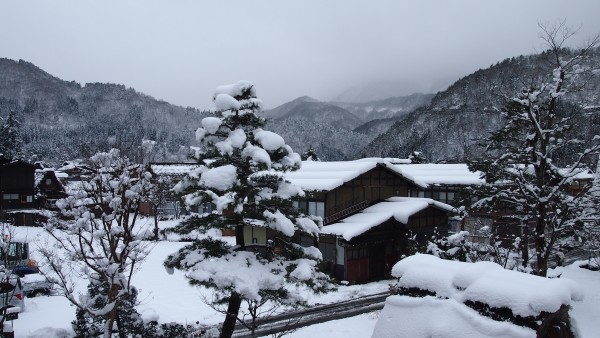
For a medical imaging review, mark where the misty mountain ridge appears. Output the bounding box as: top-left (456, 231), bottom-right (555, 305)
top-left (360, 48), bottom-right (600, 162)
top-left (3, 46), bottom-right (599, 166)
top-left (261, 93), bottom-right (433, 160)
top-left (331, 79), bottom-right (431, 103)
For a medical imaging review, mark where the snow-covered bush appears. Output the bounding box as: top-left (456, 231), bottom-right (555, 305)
top-left (377, 254), bottom-right (582, 338)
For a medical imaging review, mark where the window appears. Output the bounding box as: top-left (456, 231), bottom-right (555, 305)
top-left (293, 200), bottom-right (324, 218)
top-left (447, 192), bottom-right (455, 202)
top-left (46, 178), bottom-right (52, 185)
top-left (201, 203), bottom-right (215, 214)
top-left (308, 201), bottom-right (325, 218)
top-left (3, 194), bottom-right (18, 200)
top-left (439, 191), bottom-right (447, 202)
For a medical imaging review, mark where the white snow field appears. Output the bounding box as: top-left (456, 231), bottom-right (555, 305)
top-left (8, 222), bottom-right (600, 338)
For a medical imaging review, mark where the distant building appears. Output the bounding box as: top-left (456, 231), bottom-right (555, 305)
top-left (0, 159), bottom-right (40, 226)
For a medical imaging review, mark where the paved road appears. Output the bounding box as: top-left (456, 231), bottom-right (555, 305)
top-left (193, 292), bottom-right (389, 338)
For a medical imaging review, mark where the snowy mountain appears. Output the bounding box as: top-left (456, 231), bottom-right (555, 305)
top-left (333, 93), bottom-right (434, 122)
top-left (332, 80), bottom-right (428, 103)
top-left (0, 58), bottom-right (207, 164)
top-left (359, 48), bottom-right (600, 162)
top-left (262, 94), bottom-right (432, 160)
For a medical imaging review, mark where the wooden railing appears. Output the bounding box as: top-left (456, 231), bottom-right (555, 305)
top-left (324, 200), bottom-right (369, 225)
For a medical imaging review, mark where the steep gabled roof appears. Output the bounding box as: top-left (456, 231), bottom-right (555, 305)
top-left (321, 197), bottom-right (454, 241)
top-left (285, 158), bottom-right (426, 192)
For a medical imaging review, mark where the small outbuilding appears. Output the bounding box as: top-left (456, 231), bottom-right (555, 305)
top-left (319, 197), bottom-right (454, 283)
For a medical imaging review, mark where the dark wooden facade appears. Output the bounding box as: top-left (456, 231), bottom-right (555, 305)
top-left (0, 161), bottom-right (36, 211)
top-left (35, 170), bottom-right (67, 210)
top-left (298, 164), bottom-right (417, 225)
top-left (321, 206), bottom-right (450, 283)
top-left (0, 160), bottom-right (39, 226)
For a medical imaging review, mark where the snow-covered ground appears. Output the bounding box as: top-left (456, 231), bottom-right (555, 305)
top-left (7, 221), bottom-right (600, 338)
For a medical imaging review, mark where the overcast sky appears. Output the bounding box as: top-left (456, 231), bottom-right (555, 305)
top-left (1, 0), bottom-right (600, 109)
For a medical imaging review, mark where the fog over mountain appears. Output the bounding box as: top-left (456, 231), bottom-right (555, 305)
top-left (2, 45), bottom-right (600, 165)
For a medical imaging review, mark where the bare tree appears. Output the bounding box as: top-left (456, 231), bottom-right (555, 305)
top-left (39, 149), bottom-right (156, 337)
top-left (469, 21), bottom-right (600, 276)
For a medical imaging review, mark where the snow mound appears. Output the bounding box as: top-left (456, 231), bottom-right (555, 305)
top-left (391, 254), bottom-right (582, 317)
top-left (372, 295), bottom-right (535, 338)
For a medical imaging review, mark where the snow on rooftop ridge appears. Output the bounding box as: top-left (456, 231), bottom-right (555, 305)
top-left (391, 254), bottom-right (582, 318)
top-left (150, 164), bottom-right (201, 175)
top-left (390, 163), bottom-right (485, 186)
top-left (285, 158), bottom-right (429, 192)
top-left (321, 197), bottom-right (454, 241)
top-left (285, 160), bottom-right (381, 191)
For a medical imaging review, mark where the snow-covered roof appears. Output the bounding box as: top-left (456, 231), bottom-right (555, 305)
top-left (390, 163), bottom-right (484, 187)
top-left (321, 197), bottom-right (454, 241)
top-left (151, 163), bottom-right (201, 176)
top-left (285, 158), bottom-right (425, 192)
top-left (34, 168), bottom-right (68, 187)
top-left (391, 254), bottom-right (582, 318)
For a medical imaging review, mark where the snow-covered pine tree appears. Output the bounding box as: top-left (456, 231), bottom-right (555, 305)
top-left (468, 22), bottom-right (600, 276)
top-left (164, 81), bottom-right (330, 338)
top-left (0, 110), bottom-right (22, 160)
top-left (40, 149), bottom-right (156, 337)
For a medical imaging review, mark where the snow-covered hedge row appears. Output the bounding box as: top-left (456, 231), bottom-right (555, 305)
top-left (373, 254), bottom-right (582, 338)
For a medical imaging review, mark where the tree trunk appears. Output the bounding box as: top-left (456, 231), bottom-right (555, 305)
top-left (521, 222), bottom-right (529, 269)
top-left (236, 223), bottom-right (245, 250)
top-left (153, 210), bottom-right (159, 241)
top-left (535, 218), bottom-right (548, 276)
top-left (220, 292), bottom-right (242, 338)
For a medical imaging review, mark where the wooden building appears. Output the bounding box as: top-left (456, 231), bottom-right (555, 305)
top-left (320, 197), bottom-right (453, 283)
top-left (0, 160), bottom-right (38, 226)
top-left (285, 159), bottom-right (424, 225)
top-left (282, 159), bottom-right (455, 283)
top-left (35, 169), bottom-right (67, 210)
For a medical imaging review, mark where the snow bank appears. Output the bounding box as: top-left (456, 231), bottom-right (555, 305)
top-left (374, 255), bottom-right (583, 338)
top-left (372, 295), bottom-right (535, 338)
top-left (391, 254), bottom-right (582, 317)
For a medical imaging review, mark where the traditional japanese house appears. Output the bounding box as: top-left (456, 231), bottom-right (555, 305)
top-left (320, 197), bottom-right (454, 283)
top-left (278, 159), bottom-right (455, 283)
top-left (35, 168), bottom-right (68, 210)
top-left (0, 159), bottom-right (38, 226)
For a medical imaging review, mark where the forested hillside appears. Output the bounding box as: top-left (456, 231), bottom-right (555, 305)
top-left (0, 58), bottom-right (207, 165)
top-left (3, 46), bottom-right (599, 166)
top-left (360, 47), bottom-right (600, 162)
